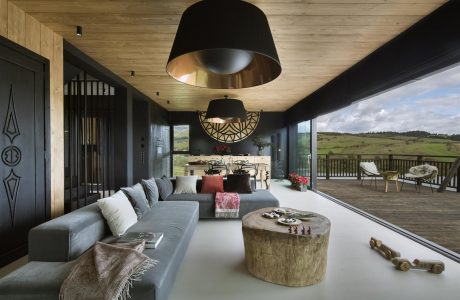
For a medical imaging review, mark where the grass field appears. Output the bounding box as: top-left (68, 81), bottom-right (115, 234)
top-left (318, 132), bottom-right (460, 158)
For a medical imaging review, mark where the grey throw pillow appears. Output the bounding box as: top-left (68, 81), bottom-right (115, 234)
top-left (142, 177), bottom-right (159, 207)
top-left (121, 183), bottom-right (150, 219)
top-left (155, 176), bottom-right (174, 201)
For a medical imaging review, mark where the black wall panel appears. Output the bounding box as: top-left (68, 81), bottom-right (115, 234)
top-left (150, 103), bottom-right (170, 178)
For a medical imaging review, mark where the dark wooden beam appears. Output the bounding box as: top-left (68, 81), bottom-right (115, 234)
top-left (286, 1), bottom-right (460, 124)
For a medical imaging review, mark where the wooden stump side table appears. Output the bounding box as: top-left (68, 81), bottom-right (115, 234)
top-left (382, 171), bottom-right (400, 192)
top-left (242, 207), bottom-right (331, 287)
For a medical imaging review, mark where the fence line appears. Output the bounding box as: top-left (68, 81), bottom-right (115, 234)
top-left (305, 154), bottom-right (459, 192)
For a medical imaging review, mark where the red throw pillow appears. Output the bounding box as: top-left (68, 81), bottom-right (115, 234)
top-left (201, 175), bottom-right (224, 193)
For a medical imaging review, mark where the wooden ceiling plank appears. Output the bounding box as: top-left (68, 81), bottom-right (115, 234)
top-left (10, 0), bottom-right (445, 112)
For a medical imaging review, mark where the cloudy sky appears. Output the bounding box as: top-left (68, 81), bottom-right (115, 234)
top-left (317, 64), bottom-right (460, 135)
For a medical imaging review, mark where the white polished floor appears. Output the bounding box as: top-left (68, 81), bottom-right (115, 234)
top-left (169, 181), bottom-right (460, 300)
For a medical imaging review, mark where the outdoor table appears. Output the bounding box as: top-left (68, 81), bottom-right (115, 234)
top-left (382, 170), bottom-right (400, 192)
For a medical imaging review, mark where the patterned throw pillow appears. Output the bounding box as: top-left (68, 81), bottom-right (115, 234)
top-left (201, 175), bottom-right (224, 193)
top-left (121, 183), bottom-right (150, 219)
top-left (142, 177), bottom-right (159, 207)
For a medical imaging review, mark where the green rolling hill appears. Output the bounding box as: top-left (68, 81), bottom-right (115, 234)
top-left (318, 132), bottom-right (460, 158)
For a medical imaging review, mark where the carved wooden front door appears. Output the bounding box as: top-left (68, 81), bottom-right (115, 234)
top-left (0, 39), bottom-right (49, 267)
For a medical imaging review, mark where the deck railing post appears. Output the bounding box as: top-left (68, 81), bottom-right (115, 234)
top-left (457, 165), bottom-right (460, 193)
top-left (389, 154), bottom-right (394, 170)
top-left (326, 154), bottom-right (330, 180)
top-left (417, 155), bottom-right (423, 165)
top-left (357, 154), bottom-right (361, 180)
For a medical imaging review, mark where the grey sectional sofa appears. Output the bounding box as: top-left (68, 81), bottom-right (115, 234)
top-left (0, 200), bottom-right (199, 300)
top-left (0, 176), bottom-right (279, 299)
top-left (164, 178), bottom-right (280, 219)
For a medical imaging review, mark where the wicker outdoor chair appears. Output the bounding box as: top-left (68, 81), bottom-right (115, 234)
top-left (359, 161), bottom-right (381, 189)
top-left (400, 164), bottom-right (438, 193)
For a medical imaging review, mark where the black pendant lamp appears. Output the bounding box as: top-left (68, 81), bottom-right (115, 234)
top-left (205, 96), bottom-right (247, 123)
top-left (166, 0), bottom-right (281, 89)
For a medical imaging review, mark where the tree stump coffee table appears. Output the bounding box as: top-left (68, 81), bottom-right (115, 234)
top-left (242, 207), bottom-right (331, 287)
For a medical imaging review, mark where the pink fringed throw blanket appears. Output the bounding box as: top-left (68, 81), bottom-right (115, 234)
top-left (59, 241), bottom-right (157, 300)
top-left (215, 192), bottom-right (240, 218)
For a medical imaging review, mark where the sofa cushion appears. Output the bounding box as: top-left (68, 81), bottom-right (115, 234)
top-left (104, 201), bottom-right (199, 300)
top-left (174, 176), bottom-right (198, 194)
top-left (165, 189), bottom-right (279, 219)
top-left (142, 177), bottom-right (159, 207)
top-left (0, 261), bottom-right (75, 300)
top-left (155, 176), bottom-right (174, 200)
top-left (121, 183), bottom-right (150, 219)
top-left (201, 175), bottom-right (224, 193)
top-left (28, 203), bottom-right (108, 262)
top-left (98, 191), bottom-right (138, 236)
top-left (225, 174), bottom-right (252, 193)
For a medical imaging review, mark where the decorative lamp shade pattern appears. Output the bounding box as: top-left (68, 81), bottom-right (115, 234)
top-left (198, 111), bottom-right (260, 143)
top-left (166, 0), bottom-right (281, 89)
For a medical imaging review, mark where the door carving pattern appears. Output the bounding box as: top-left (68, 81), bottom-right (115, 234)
top-left (1, 85), bottom-right (22, 226)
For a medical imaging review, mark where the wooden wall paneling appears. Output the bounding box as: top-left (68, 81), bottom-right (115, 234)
top-left (41, 23), bottom-right (66, 217)
top-left (24, 13), bottom-right (40, 53)
top-left (39, 23), bottom-right (53, 59)
top-left (51, 31), bottom-right (64, 217)
top-left (7, 2), bottom-right (25, 46)
top-left (0, 0), bottom-right (7, 36)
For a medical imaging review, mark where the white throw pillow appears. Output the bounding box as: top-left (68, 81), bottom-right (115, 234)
top-left (174, 176), bottom-right (198, 194)
top-left (97, 191), bottom-right (138, 236)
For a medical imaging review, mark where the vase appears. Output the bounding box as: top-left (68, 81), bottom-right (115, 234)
top-left (293, 183), bottom-right (308, 192)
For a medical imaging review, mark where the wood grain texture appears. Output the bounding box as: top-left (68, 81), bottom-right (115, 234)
top-left (317, 179), bottom-right (460, 254)
top-left (24, 13), bottom-right (40, 53)
top-left (0, 0), bottom-right (7, 36)
top-left (41, 24), bottom-right (64, 218)
top-left (10, 0), bottom-right (446, 111)
top-left (39, 23), bottom-right (53, 59)
top-left (7, 2), bottom-right (25, 45)
top-left (242, 207), bottom-right (331, 286)
top-left (50, 31), bottom-right (64, 217)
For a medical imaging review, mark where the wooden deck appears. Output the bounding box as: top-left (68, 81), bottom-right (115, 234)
top-left (317, 179), bottom-right (460, 254)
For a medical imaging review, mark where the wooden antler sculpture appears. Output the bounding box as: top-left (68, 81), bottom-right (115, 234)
top-left (369, 237), bottom-right (401, 260)
top-left (391, 258), bottom-right (445, 274)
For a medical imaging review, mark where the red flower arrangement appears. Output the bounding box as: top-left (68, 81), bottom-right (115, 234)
top-left (288, 171), bottom-right (309, 186)
top-left (213, 144), bottom-right (231, 155)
